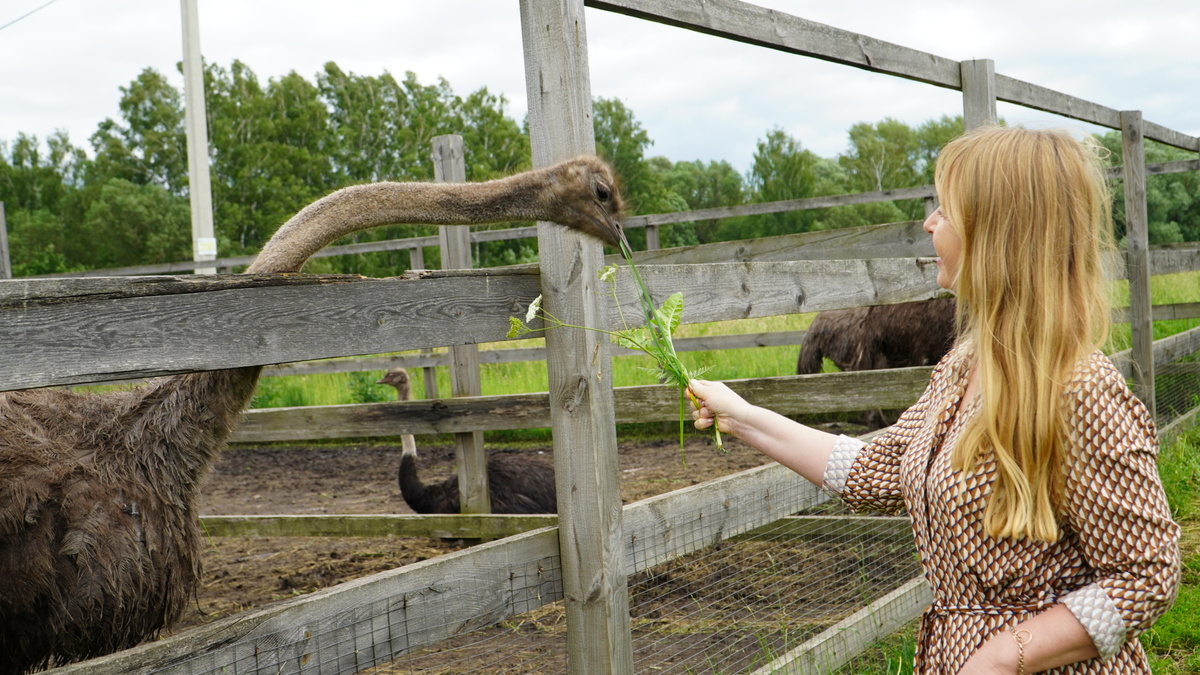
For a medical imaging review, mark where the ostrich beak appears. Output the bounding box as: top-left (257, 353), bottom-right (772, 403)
top-left (593, 211), bottom-right (625, 249)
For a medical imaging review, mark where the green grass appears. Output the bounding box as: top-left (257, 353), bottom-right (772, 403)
top-left (1107, 271), bottom-right (1200, 352)
top-left (1141, 425), bottom-right (1200, 674)
top-left (1144, 553), bottom-right (1200, 674)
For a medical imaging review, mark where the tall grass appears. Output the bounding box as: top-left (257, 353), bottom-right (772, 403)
top-left (1141, 426), bottom-right (1200, 675)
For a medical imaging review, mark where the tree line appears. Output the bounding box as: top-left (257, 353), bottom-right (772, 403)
top-left (1, 60), bottom-right (1196, 278)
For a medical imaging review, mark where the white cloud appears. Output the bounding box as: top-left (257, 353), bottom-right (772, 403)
top-left (0, 0), bottom-right (1195, 174)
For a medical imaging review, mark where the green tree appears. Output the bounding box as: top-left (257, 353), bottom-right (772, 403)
top-left (1097, 132), bottom-right (1199, 245)
top-left (1, 132), bottom-right (86, 211)
top-left (0, 131), bottom-right (89, 274)
top-left (318, 64), bottom-right (450, 184)
top-left (659, 158), bottom-right (746, 243)
top-left (457, 87), bottom-right (530, 181)
top-left (204, 61), bottom-right (336, 256)
top-left (805, 156), bottom-right (907, 232)
top-left (592, 97), bottom-right (698, 248)
top-left (592, 97), bottom-right (653, 210)
top-left (837, 118), bottom-right (926, 220)
top-left (738, 128), bottom-right (820, 239)
top-left (914, 115), bottom-right (964, 184)
top-left (5, 208), bottom-right (75, 276)
top-left (87, 68), bottom-right (187, 192)
top-left (839, 118), bottom-right (919, 191)
top-left (69, 178), bottom-right (191, 268)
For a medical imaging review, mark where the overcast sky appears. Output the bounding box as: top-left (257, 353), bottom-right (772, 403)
top-left (2, 0), bottom-right (1197, 174)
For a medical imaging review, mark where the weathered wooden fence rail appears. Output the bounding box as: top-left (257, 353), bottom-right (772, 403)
top-left (230, 315), bottom-right (1200, 447)
top-left (0, 257), bottom-right (947, 392)
top-left (9, 226), bottom-right (1200, 393)
top-left (229, 368), bottom-right (934, 443)
top-left (262, 329), bottom-right (807, 377)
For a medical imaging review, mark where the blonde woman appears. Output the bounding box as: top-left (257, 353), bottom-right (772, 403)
top-left (689, 126), bottom-right (1180, 674)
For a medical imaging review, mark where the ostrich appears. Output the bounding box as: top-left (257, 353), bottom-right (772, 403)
top-left (0, 156), bottom-right (622, 674)
top-left (375, 368), bottom-right (556, 514)
top-left (796, 298), bottom-right (956, 374)
top-left (796, 298), bottom-right (957, 427)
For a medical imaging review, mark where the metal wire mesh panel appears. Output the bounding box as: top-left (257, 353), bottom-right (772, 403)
top-left (626, 513), bottom-right (921, 674)
top-left (364, 492), bottom-right (922, 674)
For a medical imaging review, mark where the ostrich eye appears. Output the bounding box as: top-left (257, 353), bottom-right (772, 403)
top-left (596, 184), bottom-right (612, 202)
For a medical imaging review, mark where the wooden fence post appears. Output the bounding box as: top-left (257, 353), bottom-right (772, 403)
top-left (0, 202), bottom-right (11, 279)
top-left (1122, 110), bottom-right (1156, 414)
top-left (519, 1), bottom-right (634, 673)
top-left (433, 135), bottom-right (491, 515)
top-left (961, 59), bottom-right (997, 130)
top-left (645, 223), bottom-right (661, 250)
top-left (406, 244), bottom-right (440, 398)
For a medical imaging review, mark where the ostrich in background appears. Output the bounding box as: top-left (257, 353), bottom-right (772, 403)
top-left (0, 156), bottom-right (622, 674)
top-left (376, 368), bottom-right (557, 514)
top-left (796, 297), bottom-right (957, 428)
top-left (796, 298), bottom-right (956, 374)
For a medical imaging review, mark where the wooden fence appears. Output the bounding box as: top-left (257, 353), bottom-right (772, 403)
top-left (4, 0), bottom-right (1196, 673)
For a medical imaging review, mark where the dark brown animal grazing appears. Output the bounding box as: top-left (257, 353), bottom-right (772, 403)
top-left (796, 298), bottom-right (957, 374)
top-left (797, 298), bottom-right (957, 428)
top-left (0, 156), bottom-right (621, 674)
top-left (376, 368), bottom-right (556, 515)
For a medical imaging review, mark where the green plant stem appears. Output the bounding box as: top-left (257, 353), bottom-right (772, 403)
top-left (617, 238), bottom-right (724, 452)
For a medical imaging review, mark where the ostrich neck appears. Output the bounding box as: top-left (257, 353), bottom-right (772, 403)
top-left (131, 367), bottom-right (262, 493)
top-left (155, 171), bottom-right (552, 488)
top-left (247, 173), bottom-right (548, 274)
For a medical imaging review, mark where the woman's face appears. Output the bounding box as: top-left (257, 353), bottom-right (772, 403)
top-left (924, 206), bottom-right (962, 290)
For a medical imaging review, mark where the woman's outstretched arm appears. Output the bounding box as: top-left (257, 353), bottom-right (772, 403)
top-left (688, 379), bottom-right (839, 485)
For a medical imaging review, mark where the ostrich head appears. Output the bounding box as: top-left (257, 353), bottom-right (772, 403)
top-left (537, 155), bottom-right (626, 248)
top-left (376, 368), bottom-right (412, 400)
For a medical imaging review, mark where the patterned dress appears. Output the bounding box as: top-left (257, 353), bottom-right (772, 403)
top-left (822, 345), bottom-right (1180, 674)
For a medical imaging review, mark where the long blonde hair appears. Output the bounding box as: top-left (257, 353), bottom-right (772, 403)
top-left (937, 126), bottom-right (1115, 542)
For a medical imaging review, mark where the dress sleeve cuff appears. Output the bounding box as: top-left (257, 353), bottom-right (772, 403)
top-left (1060, 583), bottom-right (1126, 660)
top-left (822, 435), bottom-right (865, 494)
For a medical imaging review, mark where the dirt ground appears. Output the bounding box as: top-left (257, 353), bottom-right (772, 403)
top-left (176, 429), bottom-right (791, 634)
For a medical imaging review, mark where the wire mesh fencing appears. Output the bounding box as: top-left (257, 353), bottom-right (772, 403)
top-left (347, 480), bottom-right (920, 675)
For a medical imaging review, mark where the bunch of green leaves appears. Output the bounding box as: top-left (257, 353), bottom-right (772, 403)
top-left (508, 239), bottom-right (722, 453)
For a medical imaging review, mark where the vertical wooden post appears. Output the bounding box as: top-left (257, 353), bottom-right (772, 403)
top-left (645, 223), bottom-right (661, 250)
top-left (519, 1), bottom-right (634, 673)
top-left (960, 59), bottom-right (997, 130)
top-left (407, 245), bottom-right (439, 399)
top-left (1121, 110), bottom-right (1156, 414)
top-left (0, 202), bottom-right (11, 279)
top-left (180, 0), bottom-right (217, 274)
top-left (433, 135), bottom-right (491, 516)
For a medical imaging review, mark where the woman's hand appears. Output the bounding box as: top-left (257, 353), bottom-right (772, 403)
top-left (688, 379), bottom-right (751, 435)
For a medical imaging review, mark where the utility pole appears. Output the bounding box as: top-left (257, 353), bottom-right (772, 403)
top-left (180, 0), bottom-right (217, 274)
